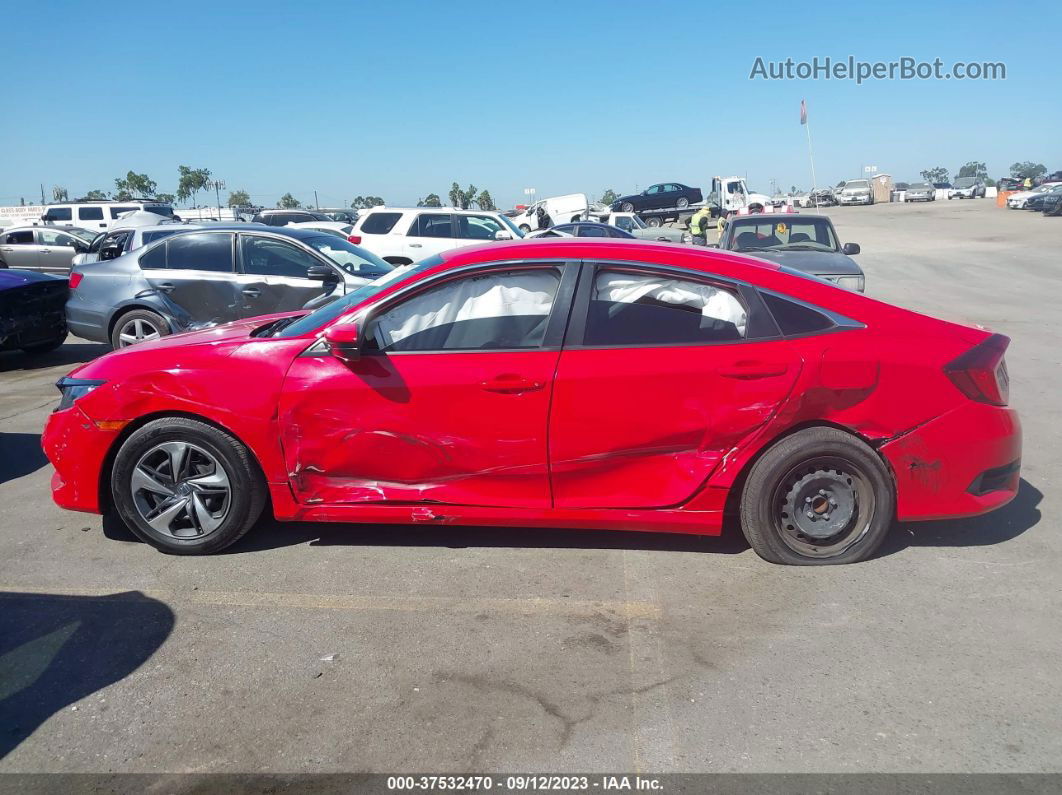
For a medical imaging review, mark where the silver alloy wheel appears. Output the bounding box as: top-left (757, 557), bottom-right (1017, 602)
top-left (130, 441), bottom-right (232, 539)
top-left (118, 317), bottom-right (162, 347)
top-left (676, 197), bottom-right (689, 208)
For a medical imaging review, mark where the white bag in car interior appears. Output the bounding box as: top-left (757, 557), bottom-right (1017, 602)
top-left (594, 273), bottom-right (747, 336)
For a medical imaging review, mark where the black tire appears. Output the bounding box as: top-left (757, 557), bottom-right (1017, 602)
top-left (110, 417), bottom-right (267, 555)
top-left (739, 427), bottom-right (895, 565)
top-left (645, 216), bottom-right (662, 227)
top-left (620, 202), bottom-right (635, 213)
top-left (110, 309), bottom-right (170, 350)
top-left (21, 329), bottom-right (68, 354)
top-left (519, 224), bottom-right (531, 233)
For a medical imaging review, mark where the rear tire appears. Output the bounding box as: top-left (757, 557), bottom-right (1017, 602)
top-left (111, 309), bottom-right (169, 350)
top-left (519, 224), bottom-right (531, 233)
top-left (110, 417), bottom-right (267, 555)
top-left (676, 197), bottom-right (689, 209)
top-left (739, 427), bottom-right (894, 565)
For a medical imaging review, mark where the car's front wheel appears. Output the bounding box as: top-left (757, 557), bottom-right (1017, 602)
top-left (110, 417), bottom-right (267, 555)
top-left (620, 202), bottom-right (635, 212)
top-left (739, 427), bottom-right (894, 565)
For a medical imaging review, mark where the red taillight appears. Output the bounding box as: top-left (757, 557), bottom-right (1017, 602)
top-left (945, 333), bottom-right (1010, 406)
top-left (68, 272), bottom-right (83, 290)
top-left (347, 235), bottom-right (361, 244)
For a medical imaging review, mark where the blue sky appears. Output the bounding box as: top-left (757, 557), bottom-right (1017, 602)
top-left (1, 0), bottom-right (1058, 209)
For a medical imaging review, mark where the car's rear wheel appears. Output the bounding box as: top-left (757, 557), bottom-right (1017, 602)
top-left (739, 427), bottom-right (894, 565)
top-left (519, 224), bottom-right (531, 233)
top-left (110, 417), bottom-right (267, 555)
top-left (620, 202), bottom-right (635, 212)
top-left (111, 309), bottom-right (169, 349)
top-left (676, 197), bottom-right (689, 209)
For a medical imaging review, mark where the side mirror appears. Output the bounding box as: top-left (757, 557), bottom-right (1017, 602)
top-left (494, 230), bottom-right (513, 240)
top-left (100, 244), bottom-right (121, 261)
top-left (307, 264), bottom-right (339, 281)
top-left (842, 242), bottom-right (861, 255)
top-left (324, 323), bottom-right (361, 363)
top-left (72, 241), bottom-right (88, 253)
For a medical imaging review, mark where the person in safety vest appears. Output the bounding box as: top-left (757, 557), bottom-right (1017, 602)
top-left (689, 206), bottom-right (713, 245)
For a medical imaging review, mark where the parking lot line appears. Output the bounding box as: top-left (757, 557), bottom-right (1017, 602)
top-left (0, 585), bottom-right (661, 619)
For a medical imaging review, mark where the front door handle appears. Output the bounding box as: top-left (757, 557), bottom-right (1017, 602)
top-left (719, 361), bottom-right (789, 379)
top-left (156, 282), bottom-right (175, 293)
top-left (409, 243), bottom-right (422, 248)
top-left (242, 287), bottom-right (261, 297)
top-left (481, 374), bottom-right (545, 394)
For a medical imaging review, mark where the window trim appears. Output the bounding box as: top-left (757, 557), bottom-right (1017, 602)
top-left (564, 260), bottom-right (782, 350)
top-left (151, 231), bottom-right (237, 273)
top-left (337, 259), bottom-right (582, 357)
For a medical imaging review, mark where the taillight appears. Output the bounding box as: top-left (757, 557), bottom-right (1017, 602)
top-left (68, 272), bottom-right (84, 289)
top-left (944, 333), bottom-right (1010, 406)
top-left (347, 235), bottom-right (361, 244)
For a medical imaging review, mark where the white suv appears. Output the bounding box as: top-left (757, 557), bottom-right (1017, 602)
top-left (351, 208), bottom-right (521, 264)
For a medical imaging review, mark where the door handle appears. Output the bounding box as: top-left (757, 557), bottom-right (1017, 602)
top-left (409, 243), bottom-right (422, 248)
top-left (156, 282), bottom-right (175, 293)
top-left (40, 249), bottom-right (51, 254)
top-left (719, 361), bottom-right (789, 379)
top-left (481, 375), bottom-right (545, 394)
top-left (242, 287), bottom-right (261, 297)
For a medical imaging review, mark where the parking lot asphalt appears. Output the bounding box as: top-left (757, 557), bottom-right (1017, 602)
top-left (1, 199), bottom-right (1059, 774)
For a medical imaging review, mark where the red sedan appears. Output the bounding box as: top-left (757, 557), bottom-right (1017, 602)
top-left (42, 240), bottom-right (1021, 565)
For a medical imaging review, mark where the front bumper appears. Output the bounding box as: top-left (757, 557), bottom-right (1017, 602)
top-left (42, 405), bottom-right (121, 514)
top-left (838, 195), bottom-right (872, 205)
top-left (880, 401), bottom-right (1022, 521)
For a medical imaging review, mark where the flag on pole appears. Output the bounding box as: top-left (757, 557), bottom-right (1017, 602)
top-left (800, 98), bottom-right (807, 125)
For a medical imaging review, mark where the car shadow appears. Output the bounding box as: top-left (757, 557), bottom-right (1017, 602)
top-left (0, 433), bottom-right (49, 485)
top-left (0, 341), bottom-right (110, 373)
top-left (0, 590), bottom-right (174, 759)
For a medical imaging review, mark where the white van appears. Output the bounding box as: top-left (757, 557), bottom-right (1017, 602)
top-left (40, 201), bottom-right (176, 231)
top-left (512, 193), bottom-right (589, 232)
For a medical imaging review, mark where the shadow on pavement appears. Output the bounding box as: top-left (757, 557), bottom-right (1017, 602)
top-left (0, 341), bottom-right (110, 373)
top-left (0, 590), bottom-right (174, 759)
top-left (0, 433), bottom-right (48, 485)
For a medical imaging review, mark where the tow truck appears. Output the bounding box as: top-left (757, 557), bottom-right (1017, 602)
top-left (633, 176), bottom-right (775, 227)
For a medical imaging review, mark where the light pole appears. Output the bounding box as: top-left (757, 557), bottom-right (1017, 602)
top-left (523, 187), bottom-right (536, 207)
top-left (210, 179), bottom-right (226, 217)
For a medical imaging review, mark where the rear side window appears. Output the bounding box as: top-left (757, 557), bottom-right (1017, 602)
top-left (141, 232), bottom-right (234, 272)
top-left (4, 231), bottom-right (33, 244)
top-left (584, 270), bottom-right (747, 346)
top-left (761, 292), bottom-right (834, 336)
top-left (411, 214), bottom-right (453, 238)
top-left (78, 207), bottom-right (104, 221)
top-left (142, 229), bottom-right (182, 245)
top-left (43, 207), bottom-right (72, 221)
top-left (360, 212), bottom-right (402, 234)
top-left (110, 206), bottom-right (137, 219)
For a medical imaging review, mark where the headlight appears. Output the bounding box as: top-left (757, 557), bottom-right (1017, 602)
top-left (833, 275), bottom-right (865, 292)
top-left (55, 377), bottom-right (106, 412)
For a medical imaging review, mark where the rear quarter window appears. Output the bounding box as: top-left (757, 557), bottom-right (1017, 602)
top-left (360, 212), bottom-right (402, 234)
top-left (761, 292), bottom-right (835, 336)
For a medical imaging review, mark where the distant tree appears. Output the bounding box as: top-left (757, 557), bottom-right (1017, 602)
top-left (52, 185), bottom-right (68, 202)
top-left (83, 189), bottom-right (109, 201)
top-left (176, 165), bottom-right (212, 206)
top-left (155, 193), bottom-right (175, 204)
top-left (114, 171), bottom-right (157, 200)
top-left (448, 183), bottom-right (480, 210)
top-left (1009, 161), bottom-right (1046, 180)
top-left (19, 197), bottom-right (25, 206)
top-left (789, 185), bottom-right (798, 194)
top-left (475, 190), bottom-right (495, 211)
top-left (919, 166), bottom-right (949, 184)
top-left (277, 193), bottom-right (301, 209)
top-left (955, 161), bottom-right (988, 180)
top-left (227, 189), bottom-right (251, 207)
top-left (350, 196), bottom-right (384, 209)
top-left (984, 177), bottom-right (997, 187)
top-left (417, 193), bottom-right (442, 207)
top-left (600, 188), bottom-right (619, 205)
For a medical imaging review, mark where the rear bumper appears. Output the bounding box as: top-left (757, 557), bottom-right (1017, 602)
top-left (65, 295), bottom-right (110, 342)
top-left (880, 402), bottom-right (1022, 521)
top-left (42, 405), bottom-right (119, 514)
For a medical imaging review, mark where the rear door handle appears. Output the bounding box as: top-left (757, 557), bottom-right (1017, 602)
top-left (242, 287), bottom-right (261, 297)
top-left (481, 375), bottom-right (545, 394)
top-left (156, 282), bottom-right (175, 293)
top-left (409, 243), bottom-right (423, 248)
top-left (719, 361), bottom-right (789, 379)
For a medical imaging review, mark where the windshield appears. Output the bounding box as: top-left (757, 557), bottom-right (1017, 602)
top-left (954, 178), bottom-right (977, 188)
top-left (910, 183), bottom-right (932, 190)
top-left (498, 214), bottom-right (525, 238)
top-left (274, 255), bottom-right (443, 338)
top-left (729, 218), bottom-right (839, 252)
top-left (66, 227), bottom-right (98, 243)
top-left (303, 235), bottom-right (393, 279)
top-left (145, 205), bottom-right (175, 217)
top-left (844, 181), bottom-right (869, 190)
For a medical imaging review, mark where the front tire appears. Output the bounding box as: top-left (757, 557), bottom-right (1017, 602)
top-left (739, 427), bottom-right (894, 565)
top-left (110, 417), bottom-right (267, 555)
top-left (620, 202), bottom-right (635, 213)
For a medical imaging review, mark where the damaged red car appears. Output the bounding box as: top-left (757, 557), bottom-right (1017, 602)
top-left (42, 239), bottom-right (1021, 564)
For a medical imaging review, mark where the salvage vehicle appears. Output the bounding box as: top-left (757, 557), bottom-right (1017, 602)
top-left (41, 200), bottom-right (175, 231)
top-left (512, 194), bottom-right (590, 232)
top-left (44, 239), bottom-right (1021, 566)
top-left (905, 182), bottom-right (936, 202)
top-left (73, 223), bottom-right (209, 267)
top-left (949, 177), bottom-right (987, 199)
top-left (804, 188), bottom-right (838, 207)
top-left (0, 270), bottom-right (68, 354)
top-left (1024, 184), bottom-right (1062, 211)
top-left (65, 226), bottom-right (391, 349)
top-left (837, 180), bottom-right (874, 206)
top-left (1007, 182), bottom-right (1062, 209)
top-left (594, 212), bottom-right (693, 243)
top-left (611, 183), bottom-right (703, 213)
top-left (1041, 192), bottom-right (1062, 216)
top-left (717, 214), bottom-right (864, 292)
top-left (0, 226), bottom-right (96, 273)
top-left (351, 207), bottom-right (523, 265)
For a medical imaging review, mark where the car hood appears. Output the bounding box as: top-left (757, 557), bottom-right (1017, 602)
top-left (0, 270), bottom-right (67, 291)
top-left (738, 249), bottom-right (862, 275)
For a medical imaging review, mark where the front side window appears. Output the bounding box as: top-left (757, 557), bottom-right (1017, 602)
top-left (410, 214), bottom-right (453, 238)
top-left (43, 207), bottom-right (72, 221)
top-left (585, 269), bottom-right (747, 346)
top-left (241, 236), bottom-right (320, 278)
top-left (360, 212), bottom-right (402, 235)
top-left (77, 206), bottom-right (104, 221)
top-left (161, 232), bottom-right (234, 272)
top-left (456, 214), bottom-right (506, 240)
top-left (303, 235), bottom-right (392, 279)
top-left (646, 185), bottom-right (662, 195)
top-left (365, 268), bottom-right (561, 352)
top-left (39, 229), bottom-right (76, 247)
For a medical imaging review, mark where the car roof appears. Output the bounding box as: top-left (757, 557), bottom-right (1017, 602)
top-left (361, 207), bottom-right (502, 215)
top-left (135, 224), bottom-right (328, 240)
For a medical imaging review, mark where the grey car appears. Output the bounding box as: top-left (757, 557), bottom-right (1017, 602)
top-left (905, 182), bottom-right (936, 202)
top-left (0, 226), bottom-right (97, 274)
top-left (949, 177), bottom-right (986, 199)
top-left (717, 213), bottom-right (865, 292)
top-left (66, 225), bottom-right (392, 349)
